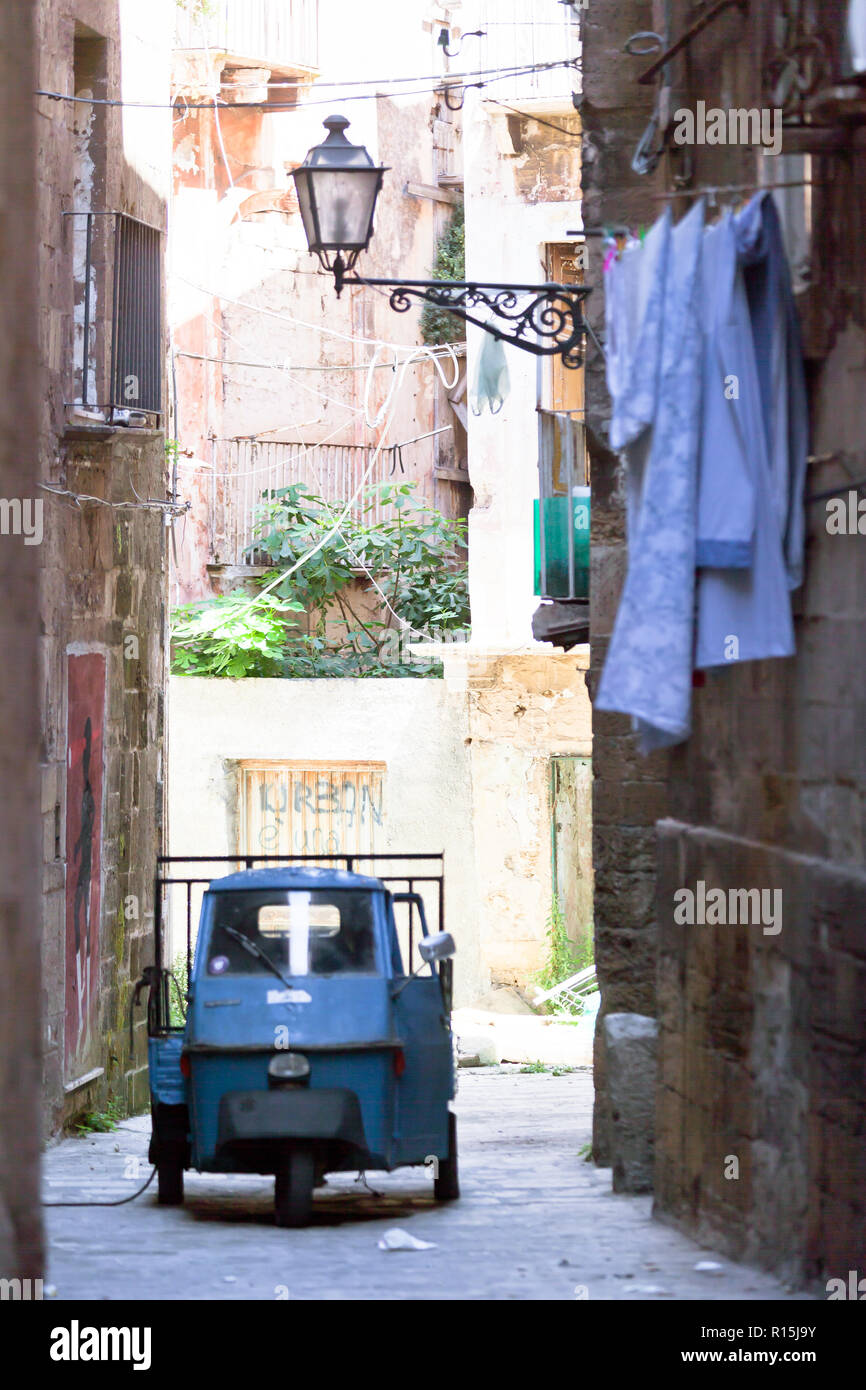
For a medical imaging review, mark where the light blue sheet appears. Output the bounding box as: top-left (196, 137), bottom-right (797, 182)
top-left (596, 200), bottom-right (706, 753)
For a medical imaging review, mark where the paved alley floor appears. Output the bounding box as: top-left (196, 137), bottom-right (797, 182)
top-left (43, 1068), bottom-right (811, 1301)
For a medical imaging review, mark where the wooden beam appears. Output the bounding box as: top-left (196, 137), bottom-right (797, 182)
top-left (434, 465), bottom-right (472, 485)
top-left (404, 181), bottom-right (461, 206)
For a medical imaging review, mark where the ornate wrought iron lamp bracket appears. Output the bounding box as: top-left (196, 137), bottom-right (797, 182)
top-left (332, 262), bottom-right (591, 369)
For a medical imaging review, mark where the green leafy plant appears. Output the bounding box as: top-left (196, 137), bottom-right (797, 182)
top-left (176, 0), bottom-right (217, 18)
top-left (171, 482), bottom-right (470, 679)
top-left (518, 1062), bottom-right (577, 1076)
top-left (74, 1098), bottom-right (125, 1136)
top-left (171, 590), bottom-right (304, 678)
top-left (534, 894), bottom-right (578, 996)
top-left (420, 204), bottom-right (466, 346)
top-left (169, 951), bottom-right (189, 1028)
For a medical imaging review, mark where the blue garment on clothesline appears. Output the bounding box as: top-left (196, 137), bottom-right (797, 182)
top-left (596, 200), bottom-right (706, 753)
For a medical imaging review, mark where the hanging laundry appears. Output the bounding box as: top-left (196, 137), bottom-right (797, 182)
top-left (596, 199), bottom-right (706, 753)
top-left (695, 212), bottom-right (757, 570)
top-left (604, 211), bottom-right (672, 540)
top-left (734, 191), bottom-right (810, 591)
top-left (694, 200), bottom-right (797, 669)
top-left (598, 187), bottom-right (809, 748)
top-left (470, 326), bottom-right (510, 416)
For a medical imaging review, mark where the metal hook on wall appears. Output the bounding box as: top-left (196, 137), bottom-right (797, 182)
top-left (624, 31), bottom-right (664, 57)
top-left (437, 27), bottom-right (486, 59)
top-left (440, 83), bottom-right (467, 112)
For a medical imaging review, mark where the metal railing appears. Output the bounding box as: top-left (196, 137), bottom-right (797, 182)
top-left (66, 210), bottom-right (163, 421)
top-left (209, 437), bottom-right (401, 567)
top-left (174, 0), bottom-right (319, 74)
top-left (476, 0), bottom-right (581, 105)
top-left (152, 852), bottom-right (445, 1033)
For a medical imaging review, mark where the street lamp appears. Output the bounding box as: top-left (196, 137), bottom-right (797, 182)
top-left (291, 116), bottom-right (590, 368)
top-left (291, 115), bottom-right (387, 297)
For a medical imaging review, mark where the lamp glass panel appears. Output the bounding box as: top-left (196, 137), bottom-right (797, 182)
top-left (293, 168), bottom-right (318, 251)
top-left (306, 167), bottom-right (381, 250)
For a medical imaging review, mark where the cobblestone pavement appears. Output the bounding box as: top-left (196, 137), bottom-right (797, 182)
top-left (43, 1068), bottom-right (812, 1301)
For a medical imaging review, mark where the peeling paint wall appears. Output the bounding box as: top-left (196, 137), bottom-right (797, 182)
top-left (169, 0), bottom-right (470, 606)
top-left (168, 653), bottom-right (592, 1001)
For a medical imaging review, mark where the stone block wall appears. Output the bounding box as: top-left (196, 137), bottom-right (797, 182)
top-left (582, 0), bottom-right (866, 1280)
top-left (580, 0), bottom-right (671, 1165)
top-left (37, 0), bottom-right (170, 1134)
top-left (0, 0), bottom-right (44, 1281)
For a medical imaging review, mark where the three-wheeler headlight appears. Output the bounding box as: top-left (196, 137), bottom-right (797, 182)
top-left (268, 1052), bottom-right (310, 1085)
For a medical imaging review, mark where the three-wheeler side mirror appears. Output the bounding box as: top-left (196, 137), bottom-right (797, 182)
top-left (419, 931), bottom-right (456, 964)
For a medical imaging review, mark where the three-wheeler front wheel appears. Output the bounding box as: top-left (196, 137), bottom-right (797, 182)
top-left (274, 1145), bottom-right (315, 1228)
top-left (157, 1162), bottom-right (184, 1206)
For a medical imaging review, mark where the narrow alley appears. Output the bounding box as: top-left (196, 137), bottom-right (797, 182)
top-left (43, 1069), bottom-right (806, 1302)
top-left (1, 0), bottom-right (865, 1357)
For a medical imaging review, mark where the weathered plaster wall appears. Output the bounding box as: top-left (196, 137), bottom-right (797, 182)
top-left (0, 0), bottom-right (44, 1282)
top-left (452, 649), bottom-right (593, 983)
top-left (37, 0), bottom-right (172, 1134)
top-left (169, 654), bottom-right (593, 1000)
top-left (462, 88), bottom-right (582, 649)
top-left (448, 30), bottom-right (593, 991)
top-left (169, 0), bottom-right (468, 605)
top-left (168, 674), bottom-right (486, 1004)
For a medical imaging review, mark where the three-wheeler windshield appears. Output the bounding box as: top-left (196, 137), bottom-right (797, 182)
top-left (206, 888), bottom-right (378, 977)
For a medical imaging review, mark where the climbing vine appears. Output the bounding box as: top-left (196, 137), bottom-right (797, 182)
top-left (420, 203), bottom-right (466, 346)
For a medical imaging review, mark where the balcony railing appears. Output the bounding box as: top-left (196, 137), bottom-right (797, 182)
top-left (208, 438), bottom-right (401, 568)
top-left (66, 211), bottom-right (163, 423)
top-left (475, 0), bottom-right (580, 106)
top-left (174, 0), bottom-right (319, 76)
top-left (534, 410), bottom-right (588, 601)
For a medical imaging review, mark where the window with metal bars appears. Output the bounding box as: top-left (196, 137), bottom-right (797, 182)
top-left (111, 214), bottom-right (162, 417)
top-left (67, 210), bottom-right (163, 423)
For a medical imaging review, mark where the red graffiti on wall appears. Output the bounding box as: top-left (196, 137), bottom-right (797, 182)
top-left (65, 653), bottom-right (105, 1073)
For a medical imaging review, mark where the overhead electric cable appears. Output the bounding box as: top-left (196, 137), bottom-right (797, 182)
top-left (175, 273), bottom-right (449, 351)
top-left (485, 99), bottom-right (582, 137)
top-left (34, 59), bottom-right (580, 111)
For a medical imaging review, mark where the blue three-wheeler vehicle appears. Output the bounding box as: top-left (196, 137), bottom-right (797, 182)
top-left (137, 854), bottom-right (458, 1227)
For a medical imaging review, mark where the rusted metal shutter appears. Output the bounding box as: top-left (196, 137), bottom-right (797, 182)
top-left (238, 762), bottom-right (386, 858)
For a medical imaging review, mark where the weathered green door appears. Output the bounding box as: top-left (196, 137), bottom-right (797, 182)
top-left (550, 756), bottom-right (593, 962)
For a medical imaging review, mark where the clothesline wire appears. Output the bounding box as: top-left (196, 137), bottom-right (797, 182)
top-left (203, 312), bottom-right (365, 416)
top-left (174, 346), bottom-right (464, 373)
top-left (652, 178), bottom-right (820, 201)
top-left (208, 58), bottom-right (580, 88)
top-left (179, 427), bottom-right (452, 478)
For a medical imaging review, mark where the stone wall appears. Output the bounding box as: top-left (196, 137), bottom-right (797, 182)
top-left (0, 0), bottom-right (44, 1282)
top-left (583, 0), bottom-right (866, 1281)
top-left (37, 0), bottom-right (171, 1134)
top-left (580, 0), bottom-right (669, 1165)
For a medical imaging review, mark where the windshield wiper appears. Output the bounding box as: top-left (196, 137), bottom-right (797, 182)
top-left (222, 926), bottom-right (297, 992)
